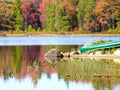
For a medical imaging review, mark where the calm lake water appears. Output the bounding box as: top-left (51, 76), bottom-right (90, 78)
top-left (0, 36), bottom-right (120, 45)
top-left (0, 36), bottom-right (120, 90)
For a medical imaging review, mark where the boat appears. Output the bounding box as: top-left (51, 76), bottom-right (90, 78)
top-left (80, 40), bottom-right (120, 54)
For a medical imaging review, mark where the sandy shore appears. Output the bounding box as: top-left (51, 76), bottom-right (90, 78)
top-left (75, 54), bottom-right (119, 58)
top-left (63, 54), bottom-right (120, 60)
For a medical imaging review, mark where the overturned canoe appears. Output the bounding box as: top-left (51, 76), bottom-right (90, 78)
top-left (80, 40), bottom-right (120, 54)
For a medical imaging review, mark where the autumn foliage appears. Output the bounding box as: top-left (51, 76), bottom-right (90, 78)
top-left (0, 0), bottom-right (120, 33)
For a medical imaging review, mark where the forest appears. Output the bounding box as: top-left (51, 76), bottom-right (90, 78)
top-left (0, 0), bottom-right (120, 33)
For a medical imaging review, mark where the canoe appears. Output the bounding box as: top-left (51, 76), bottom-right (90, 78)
top-left (80, 40), bottom-right (120, 54)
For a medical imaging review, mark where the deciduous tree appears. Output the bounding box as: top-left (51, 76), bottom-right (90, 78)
top-left (0, 0), bottom-right (14, 30)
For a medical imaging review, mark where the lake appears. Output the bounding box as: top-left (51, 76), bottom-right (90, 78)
top-left (0, 36), bottom-right (120, 45)
top-left (0, 36), bottom-right (120, 90)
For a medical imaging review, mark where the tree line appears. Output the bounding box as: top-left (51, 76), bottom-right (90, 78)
top-left (0, 0), bottom-right (120, 33)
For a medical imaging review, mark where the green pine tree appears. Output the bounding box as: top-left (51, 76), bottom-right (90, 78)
top-left (12, 0), bottom-right (23, 31)
top-left (55, 0), bottom-right (71, 32)
top-left (60, 14), bottom-right (71, 31)
top-left (77, 0), bottom-right (86, 27)
top-left (84, 0), bottom-right (96, 24)
top-left (45, 2), bottom-right (56, 32)
top-left (115, 1), bottom-right (120, 32)
top-left (55, 0), bottom-right (62, 31)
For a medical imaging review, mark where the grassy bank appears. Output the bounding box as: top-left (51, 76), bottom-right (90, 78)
top-left (0, 31), bottom-right (120, 36)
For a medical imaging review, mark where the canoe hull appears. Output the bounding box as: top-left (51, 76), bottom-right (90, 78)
top-left (80, 41), bottom-right (120, 54)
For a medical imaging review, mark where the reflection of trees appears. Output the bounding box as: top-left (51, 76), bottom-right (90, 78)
top-left (12, 46), bottom-right (22, 77)
top-left (45, 45), bottom-right (79, 53)
top-left (0, 46), bottom-right (45, 84)
top-left (0, 45), bottom-right (60, 86)
top-left (1, 45), bottom-right (120, 89)
top-left (55, 58), bottom-right (120, 89)
top-left (0, 46), bottom-right (23, 79)
top-left (92, 77), bottom-right (114, 90)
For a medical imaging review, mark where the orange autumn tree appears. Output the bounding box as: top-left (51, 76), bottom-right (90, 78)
top-left (0, 0), bottom-right (120, 33)
top-left (0, 0), bottom-right (14, 30)
top-left (94, 0), bottom-right (118, 32)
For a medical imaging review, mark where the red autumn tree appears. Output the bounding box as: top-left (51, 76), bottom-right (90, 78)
top-left (22, 0), bottom-right (42, 29)
top-left (38, 0), bottom-right (55, 27)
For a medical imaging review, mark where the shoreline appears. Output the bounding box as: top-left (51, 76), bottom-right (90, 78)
top-left (45, 54), bottom-right (120, 64)
top-left (70, 54), bottom-right (120, 59)
top-left (0, 31), bottom-right (120, 36)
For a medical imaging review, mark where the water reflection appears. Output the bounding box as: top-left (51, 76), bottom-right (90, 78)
top-left (0, 46), bottom-right (120, 90)
top-left (0, 74), bottom-right (94, 90)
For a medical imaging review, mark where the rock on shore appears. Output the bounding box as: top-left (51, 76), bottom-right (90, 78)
top-left (44, 49), bottom-right (64, 63)
top-left (113, 49), bottom-right (120, 55)
top-left (44, 48), bottom-right (120, 64)
top-left (44, 49), bottom-right (64, 57)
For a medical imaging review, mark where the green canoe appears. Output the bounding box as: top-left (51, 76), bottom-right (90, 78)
top-left (80, 40), bottom-right (120, 54)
